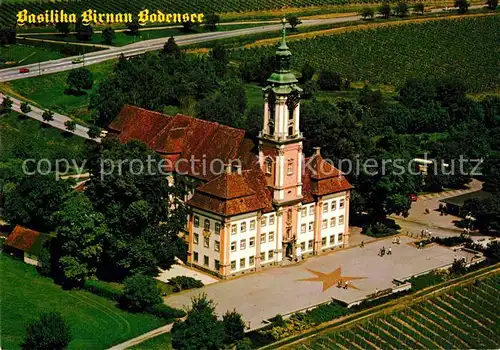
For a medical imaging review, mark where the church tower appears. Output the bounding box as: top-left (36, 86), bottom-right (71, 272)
top-left (259, 19), bottom-right (303, 249)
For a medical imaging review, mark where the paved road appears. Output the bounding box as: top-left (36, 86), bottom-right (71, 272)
top-left (0, 6), bottom-right (483, 83)
top-left (0, 92), bottom-right (100, 141)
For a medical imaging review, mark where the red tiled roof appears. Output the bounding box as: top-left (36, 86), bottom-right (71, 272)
top-left (4, 225), bottom-right (41, 253)
top-left (302, 156), bottom-right (352, 201)
top-left (308, 151), bottom-right (343, 180)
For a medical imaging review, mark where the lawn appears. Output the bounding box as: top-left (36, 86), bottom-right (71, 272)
top-left (0, 253), bottom-right (166, 350)
top-left (0, 44), bottom-right (63, 68)
top-left (130, 333), bottom-right (172, 349)
top-left (0, 60), bottom-right (114, 123)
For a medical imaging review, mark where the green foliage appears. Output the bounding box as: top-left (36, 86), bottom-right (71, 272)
top-left (1, 95), bottom-right (13, 113)
top-left (102, 27), bottom-right (115, 45)
top-left (0, 27), bottom-right (16, 45)
top-left (22, 312), bottom-right (72, 350)
top-left (360, 7), bottom-right (375, 19)
top-left (75, 19), bottom-right (93, 41)
top-left (287, 15), bottom-right (302, 29)
top-left (64, 120), bottom-right (76, 131)
top-left (223, 310), bottom-right (246, 344)
top-left (121, 274), bottom-right (162, 311)
top-left (127, 20), bottom-right (140, 35)
top-left (408, 270), bottom-right (445, 291)
top-left (87, 124), bottom-right (101, 139)
top-left (449, 259), bottom-right (467, 275)
top-left (378, 1), bottom-right (392, 18)
top-left (20, 101), bottom-right (31, 114)
top-left (42, 110), bottom-right (54, 122)
top-left (163, 36), bottom-right (181, 57)
top-left (455, 0), bottom-right (470, 13)
top-left (299, 63), bottom-right (315, 84)
top-left (301, 80), bottom-right (318, 99)
top-left (463, 197), bottom-right (500, 233)
top-left (358, 85), bottom-right (383, 108)
top-left (394, 1), bottom-right (409, 17)
top-left (169, 276), bottom-right (204, 292)
top-left (431, 234), bottom-right (472, 247)
top-left (204, 13), bottom-right (220, 31)
top-left (363, 222), bottom-right (400, 237)
top-left (55, 22), bottom-right (70, 36)
top-left (83, 279), bottom-right (123, 301)
top-left (486, 0), bottom-right (498, 9)
top-left (146, 303), bottom-right (186, 321)
top-left (484, 240), bottom-right (500, 261)
top-left (413, 2), bottom-right (425, 14)
top-left (305, 302), bottom-right (351, 324)
top-left (67, 68), bottom-right (93, 92)
top-left (171, 294), bottom-right (225, 350)
top-left (317, 70), bottom-right (342, 91)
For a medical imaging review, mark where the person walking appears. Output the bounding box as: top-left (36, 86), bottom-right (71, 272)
top-left (344, 281), bottom-right (349, 289)
top-left (388, 247), bottom-right (392, 255)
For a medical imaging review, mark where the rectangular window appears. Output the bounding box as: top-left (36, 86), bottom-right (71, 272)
top-left (193, 251), bottom-right (198, 262)
top-left (241, 222), bottom-right (246, 233)
top-left (231, 260), bottom-right (236, 270)
top-left (301, 223), bottom-right (306, 234)
top-left (308, 222), bottom-right (314, 232)
top-left (340, 199), bottom-right (345, 209)
top-left (215, 223), bottom-right (221, 234)
top-left (330, 217), bottom-right (336, 227)
top-left (269, 215), bottom-right (275, 225)
top-left (323, 203), bottom-right (328, 213)
top-left (260, 233), bottom-right (266, 244)
top-left (240, 239), bottom-right (246, 250)
top-left (330, 235), bottom-right (335, 244)
top-left (322, 237), bottom-right (327, 247)
top-left (204, 255), bottom-right (209, 266)
top-left (308, 240), bottom-right (313, 250)
top-left (249, 237), bottom-right (255, 247)
top-left (309, 206), bottom-right (314, 216)
top-left (203, 237), bottom-right (209, 248)
top-left (194, 215), bottom-right (199, 227)
top-left (331, 201), bottom-right (337, 211)
top-left (249, 256), bottom-right (255, 266)
top-left (300, 242), bottom-right (306, 251)
top-left (261, 216), bottom-right (267, 227)
top-left (194, 233), bottom-right (199, 245)
top-left (231, 241), bottom-right (236, 252)
top-left (338, 233), bottom-right (343, 243)
top-left (240, 258), bottom-right (246, 269)
top-left (231, 224), bottom-right (237, 235)
top-left (268, 232), bottom-right (275, 242)
top-left (287, 162), bottom-right (293, 175)
top-left (322, 219), bottom-right (327, 229)
top-left (339, 215), bottom-right (344, 225)
top-left (214, 240), bottom-right (220, 252)
top-left (268, 250), bottom-right (274, 260)
top-left (250, 220), bottom-right (256, 231)
top-left (301, 207), bottom-right (307, 217)
top-left (204, 219), bottom-right (210, 231)
top-left (215, 259), bottom-right (220, 270)
top-left (266, 160), bottom-right (272, 174)
top-left (260, 252), bottom-right (266, 262)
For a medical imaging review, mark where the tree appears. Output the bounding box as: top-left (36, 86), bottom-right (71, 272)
top-left (121, 274), bottom-right (162, 310)
top-left (20, 101), bottom-right (32, 114)
top-left (55, 22), bottom-right (70, 36)
top-left (464, 197), bottom-right (500, 233)
top-left (64, 120), bottom-right (76, 132)
top-left (171, 294), bottom-right (225, 350)
top-left (102, 27), bottom-right (115, 45)
top-left (1, 95), bottom-right (13, 114)
top-left (182, 20), bottom-right (195, 32)
top-left (87, 124), bottom-right (101, 139)
top-left (287, 16), bottom-right (302, 30)
top-left (302, 80), bottom-right (318, 100)
top-left (486, 0), bottom-right (498, 9)
top-left (223, 310), bottom-right (246, 345)
top-left (455, 0), bottom-right (470, 13)
top-left (485, 241), bottom-right (500, 261)
top-left (482, 154), bottom-right (500, 193)
top-left (413, 2), bottom-right (425, 14)
top-left (67, 68), bottom-right (93, 93)
top-left (127, 20), bottom-right (140, 35)
top-left (299, 63), bottom-right (315, 84)
top-left (2, 173), bottom-right (70, 231)
top-left (75, 20), bottom-right (93, 41)
top-left (394, 1), bottom-right (409, 17)
top-left (209, 43), bottom-right (229, 75)
top-left (22, 312), bottom-right (71, 350)
top-left (317, 71), bottom-right (342, 91)
top-left (0, 27), bottom-right (16, 46)
top-left (360, 7), bottom-right (375, 20)
top-left (378, 2), bottom-right (392, 18)
top-left (42, 110), bottom-right (54, 122)
top-left (397, 77), bottom-right (436, 109)
top-left (163, 36), bottom-right (181, 57)
top-left (359, 85), bottom-right (384, 108)
top-left (204, 13), bottom-right (220, 31)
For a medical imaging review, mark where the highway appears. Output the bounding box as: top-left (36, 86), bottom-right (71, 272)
top-left (0, 6), bottom-right (483, 83)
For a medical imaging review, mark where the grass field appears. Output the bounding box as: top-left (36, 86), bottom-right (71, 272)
top-left (232, 14), bottom-right (500, 92)
top-left (0, 60), bottom-right (114, 122)
top-left (0, 254), bottom-right (165, 350)
top-left (0, 111), bottom-right (85, 163)
top-left (292, 274), bottom-right (500, 349)
top-left (130, 333), bottom-right (172, 349)
top-left (0, 44), bottom-right (63, 68)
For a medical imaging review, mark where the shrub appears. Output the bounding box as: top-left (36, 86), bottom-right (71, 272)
top-left (83, 280), bottom-right (123, 301)
top-left (363, 222), bottom-right (399, 237)
top-left (169, 276), bottom-right (204, 292)
top-left (146, 303), bottom-right (186, 320)
top-left (360, 7), bottom-right (375, 20)
top-left (223, 310), bottom-right (246, 344)
top-left (22, 312), bottom-right (72, 350)
top-left (20, 101), bottom-right (32, 114)
top-left (305, 302), bottom-right (350, 324)
top-left (317, 71), bottom-right (342, 91)
top-left (302, 80), bottom-right (318, 99)
top-left (121, 274), bottom-right (162, 311)
top-left (431, 234), bottom-right (472, 246)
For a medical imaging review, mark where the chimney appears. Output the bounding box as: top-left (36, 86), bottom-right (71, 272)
top-left (313, 147), bottom-right (321, 156)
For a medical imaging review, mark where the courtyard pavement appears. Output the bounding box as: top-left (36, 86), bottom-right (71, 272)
top-left (164, 235), bottom-right (471, 331)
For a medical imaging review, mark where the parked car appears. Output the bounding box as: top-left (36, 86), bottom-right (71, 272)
top-left (71, 57), bottom-right (83, 64)
top-left (409, 193), bottom-right (418, 202)
top-left (19, 67), bottom-right (30, 73)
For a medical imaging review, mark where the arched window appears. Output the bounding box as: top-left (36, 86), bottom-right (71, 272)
top-left (265, 158), bottom-right (273, 174)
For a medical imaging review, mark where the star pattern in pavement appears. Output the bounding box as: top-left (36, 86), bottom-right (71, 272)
top-left (298, 266), bottom-right (367, 292)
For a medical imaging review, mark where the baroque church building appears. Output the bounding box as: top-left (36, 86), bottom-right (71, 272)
top-left (108, 25), bottom-right (352, 278)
